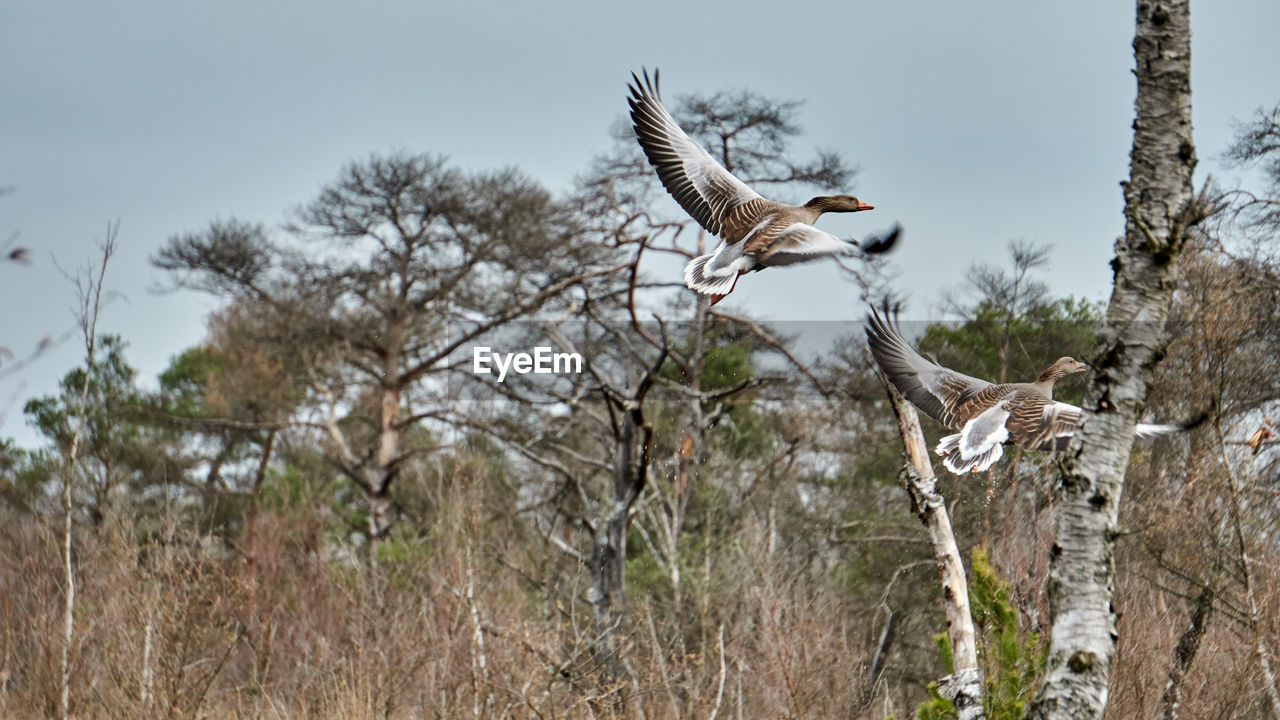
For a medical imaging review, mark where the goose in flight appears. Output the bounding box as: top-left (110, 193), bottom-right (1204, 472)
top-left (865, 308), bottom-right (1185, 474)
top-left (627, 69), bottom-right (900, 305)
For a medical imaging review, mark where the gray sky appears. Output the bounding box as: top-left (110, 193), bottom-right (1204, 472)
top-left (3, 0), bottom-right (1277, 448)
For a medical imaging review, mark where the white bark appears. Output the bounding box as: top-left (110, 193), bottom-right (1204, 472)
top-left (884, 383), bottom-right (985, 719)
top-left (708, 623), bottom-right (727, 720)
top-left (60, 452), bottom-right (75, 720)
top-left (466, 547), bottom-right (490, 719)
top-left (140, 620), bottom-right (154, 708)
top-left (60, 225), bottom-right (116, 720)
top-left (1028, 2), bottom-right (1203, 717)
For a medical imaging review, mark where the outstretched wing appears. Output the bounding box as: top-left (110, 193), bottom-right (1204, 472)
top-left (754, 223), bottom-right (902, 265)
top-left (628, 70), bottom-right (770, 243)
top-left (865, 308), bottom-right (995, 430)
top-left (753, 224), bottom-right (855, 265)
top-left (1010, 400), bottom-right (1081, 452)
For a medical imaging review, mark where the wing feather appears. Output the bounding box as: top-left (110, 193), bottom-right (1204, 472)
top-left (1011, 400), bottom-right (1081, 452)
top-left (628, 70), bottom-right (766, 243)
top-left (865, 308), bottom-right (995, 429)
top-left (753, 224), bottom-right (856, 265)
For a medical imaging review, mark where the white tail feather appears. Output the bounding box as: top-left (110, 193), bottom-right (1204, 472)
top-left (935, 434), bottom-right (961, 457)
top-left (943, 444), bottom-right (1003, 474)
top-left (937, 432), bottom-right (1003, 473)
top-left (1135, 423), bottom-right (1182, 439)
top-left (683, 253), bottom-right (738, 295)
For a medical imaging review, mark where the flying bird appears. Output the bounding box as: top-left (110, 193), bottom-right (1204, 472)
top-left (1247, 418), bottom-right (1275, 455)
top-left (627, 69), bottom-right (900, 305)
top-left (865, 307), bottom-right (1186, 474)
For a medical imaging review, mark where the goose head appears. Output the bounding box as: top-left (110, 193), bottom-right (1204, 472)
top-left (804, 194), bottom-right (875, 213)
top-left (1036, 357), bottom-right (1089, 385)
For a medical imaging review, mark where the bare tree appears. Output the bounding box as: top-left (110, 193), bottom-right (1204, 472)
top-left (1027, 2), bottom-right (1215, 717)
top-left (583, 319), bottom-right (667, 682)
top-left (941, 240), bottom-right (1052, 384)
top-left (1223, 103), bottom-right (1280, 237)
top-left (457, 268), bottom-right (669, 695)
top-left (474, 82), bottom-right (885, 689)
top-left (1108, 237), bottom-right (1280, 718)
top-left (57, 223), bottom-right (117, 719)
top-left (156, 153), bottom-right (623, 540)
top-left (1215, 420), bottom-right (1280, 718)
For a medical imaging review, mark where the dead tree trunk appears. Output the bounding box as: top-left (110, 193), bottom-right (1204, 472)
top-left (668, 300), bottom-right (709, 606)
top-left (589, 406), bottom-right (637, 675)
top-left (590, 348), bottom-right (664, 682)
top-left (1027, 1), bottom-right (1207, 717)
top-left (1158, 584), bottom-right (1212, 720)
top-left (883, 380), bottom-right (985, 720)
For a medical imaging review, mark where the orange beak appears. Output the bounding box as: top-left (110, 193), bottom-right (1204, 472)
top-left (855, 201), bottom-right (875, 211)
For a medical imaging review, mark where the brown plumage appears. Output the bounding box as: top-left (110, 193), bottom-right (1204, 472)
top-left (866, 308), bottom-right (1182, 474)
top-left (1248, 418), bottom-right (1275, 455)
top-left (627, 69), bottom-right (900, 304)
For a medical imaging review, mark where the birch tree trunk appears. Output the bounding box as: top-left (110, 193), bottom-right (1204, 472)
top-left (1027, 1), bottom-right (1204, 717)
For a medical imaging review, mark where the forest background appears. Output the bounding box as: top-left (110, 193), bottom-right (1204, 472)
top-left (3, 2), bottom-right (1280, 718)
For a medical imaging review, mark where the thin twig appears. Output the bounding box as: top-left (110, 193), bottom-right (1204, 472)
top-left (707, 623), bottom-right (727, 720)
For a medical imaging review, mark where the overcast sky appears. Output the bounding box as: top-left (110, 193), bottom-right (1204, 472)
top-left (2, 0), bottom-right (1277, 447)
